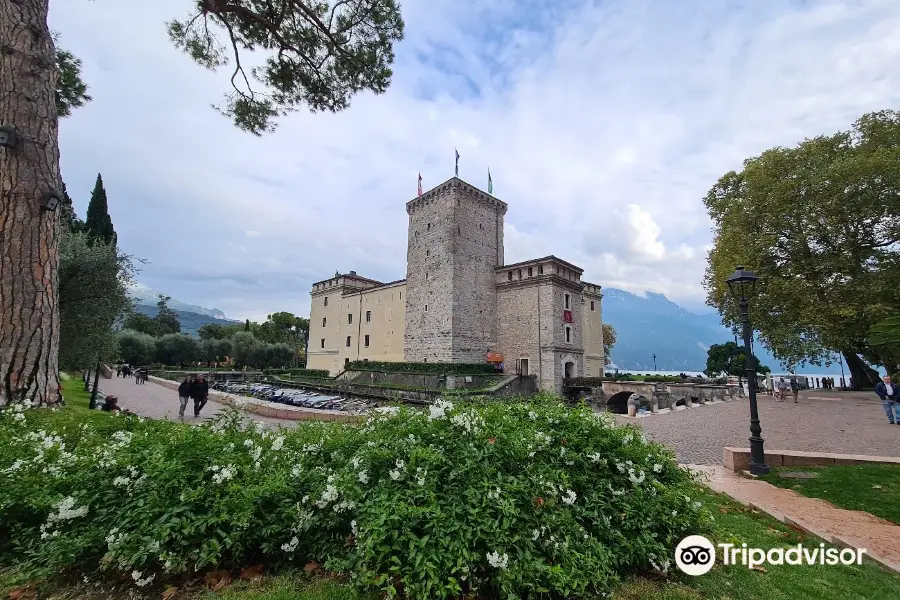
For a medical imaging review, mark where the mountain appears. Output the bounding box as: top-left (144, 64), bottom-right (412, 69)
top-left (128, 283), bottom-right (229, 320)
top-left (601, 288), bottom-right (844, 375)
top-left (130, 304), bottom-right (240, 338)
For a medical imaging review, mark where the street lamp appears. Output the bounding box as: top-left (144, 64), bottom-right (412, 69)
top-left (726, 265), bottom-right (769, 475)
top-left (652, 353), bottom-right (657, 371)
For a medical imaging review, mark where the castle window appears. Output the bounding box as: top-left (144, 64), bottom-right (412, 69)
top-left (528, 267), bottom-right (533, 277)
top-left (565, 326), bottom-right (571, 343)
top-left (458, 226), bottom-right (461, 235)
top-left (507, 272), bottom-right (512, 281)
top-left (425, 272), bottom-right (429, 280)
top-left (364, 334), bottom-right (370, 347)
top-left (366, 310), bottom-right (371, 322)
top-left (427, 223), bottom-right (431, 231)
top-left (539, 265), bottom-right (543, 275)
top-left (517, 269), bottom-right (522, 279)
top-left (400, 292), bottom-right (402, 299)
top-left (320, 338), bottom-right (325, 348)
top-left (590, 301), bottom-right (595, 311)
top-left (348, 313), bottom-right (353, 325)
top-left (565, 293), bottom-right (570, 309)
top-left (346, 336), bottom-right (351, 347)
top-left (426, 249), bottom-right (430, 257)
top-left (322, 317), bottom-right (326, 327)
top-left (324, 296), bottom-right (328, 307)
top-left (425, 304), bottom-right (428, 312)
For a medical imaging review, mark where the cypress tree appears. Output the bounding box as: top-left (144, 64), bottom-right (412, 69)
top-left (84, 173), bottom-right (116, 245)
top-left (244, 319), bottom-right (251, 332)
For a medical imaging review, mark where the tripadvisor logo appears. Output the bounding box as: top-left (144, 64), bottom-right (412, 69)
top-left (674, 535), bottom-right (867, 575)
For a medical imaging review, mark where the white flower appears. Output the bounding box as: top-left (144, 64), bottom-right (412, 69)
top-left (301, 495), bottom-right (309, 504)
top-left (209, 464), bottom-right (236, 484)
top-left (316, 483), bottom-right (339, 508)
top-left (350, 520), bottom-right (358, 535)
top-left (357, 470), bottom-right (370, 484)
top-left (4, 459), bottom-right (23, 473)
top-left (528, 411), bottom-right (538, 420)
top-left (622, 433), bottom-right (634, 444)
top-left (587, 452), bottom-right (602, 463)
top-left (415, 467), bottom-right (427, 487)
top-left (271, 436), bottom-right (285, 452)
top-left (562, 490), bottom-right (577, 505)
top-left (291, 465), bottom-right (302, 478)
top-left (486, 487), bottom-right (501, 500)
top-left (132, 571), bottom-right (155, 587)
top-left (428, 399), bottom-right (454, 420)
top-left (351, 456), bottom-right (362, 469)
top-left (672, 510), bottom-right (678, 517)
top-left (534, 431), bottom-right (552, 446)
top-left (693, 501), bottom-right (702, 510)
top-left (627, 468), bottom-right (646, 485)
top-left (652, 462), bottom-right (663, 473)
top-left (281, 536), bottom-right (299, 553)
top-left (113, 476), bottom-right (131, 487)
top-left (486, 551), bottom-right (509, 570)
top-left (531, 529), bottom-right (540, 541)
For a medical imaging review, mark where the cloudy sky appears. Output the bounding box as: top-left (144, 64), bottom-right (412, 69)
top-left (50, 0), bottom-right (900, 322)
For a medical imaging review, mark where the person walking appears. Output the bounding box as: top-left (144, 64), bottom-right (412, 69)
top-left (789, 377), bottom-right (800, 403)
top-left (875, 375), bottom-right (900, 425)
top-left (177, 377), bottom-right (191, 420)
top-left (774, 377), bottom-right (788, 402)
top-left (191, 375), bottom-right (209, 417)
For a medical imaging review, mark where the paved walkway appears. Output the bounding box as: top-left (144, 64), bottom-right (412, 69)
top-left (98, 375), bottom-right (294, 427)
top-left (692, 465), bottom-right (900, 573)
top-left (622, 390), bottom-right (900, 465)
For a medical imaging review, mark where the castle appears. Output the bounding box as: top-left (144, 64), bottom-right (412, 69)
top-left (307, 177), bottom-right (605, 393)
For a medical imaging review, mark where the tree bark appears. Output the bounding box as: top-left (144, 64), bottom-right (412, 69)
top-left (0, 0), bottom-right (62, 407)
top-left (842, 351), bottom-right (880, 389)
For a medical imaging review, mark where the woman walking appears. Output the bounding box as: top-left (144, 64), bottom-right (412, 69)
top-left (177, 377), bottom-right (191, 420)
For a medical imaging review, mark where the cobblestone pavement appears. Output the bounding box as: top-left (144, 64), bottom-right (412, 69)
top-left (97, 376), bottom-right (296, 428)
top-left (616, 390), bottom-right (900, 465)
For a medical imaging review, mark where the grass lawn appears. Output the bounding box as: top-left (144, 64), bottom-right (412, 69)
top-left (762, 464), bottom-right (900, 525)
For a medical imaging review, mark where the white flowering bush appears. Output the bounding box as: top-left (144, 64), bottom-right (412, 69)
top-left (0, 395), bottom-right (710, 599)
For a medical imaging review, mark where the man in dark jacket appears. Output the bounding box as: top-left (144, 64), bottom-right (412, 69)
top-left (191, 376), bottom-right (209, 417)
top-left (875, 375), bottom-right (900, 425)
top-left (177, 377), bottom-right (191, 420)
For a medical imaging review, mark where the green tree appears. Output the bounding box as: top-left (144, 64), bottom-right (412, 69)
top-left (122, 312), bottom-right (158, 337)
top-left (58, 231), bottom-right (136, 371)
top-left (55, 42), bottom-right (91, 117)
top-left (703, 110), bottom-right (900, 388)
top-left (869, 315), bottom-right (900, 376)
top-left (154, 333), bottom-right (199, 367)
top-left (84, 173), bottom-right (116, 245)
top-left (704, 342), bottom-right (770, 378)
top-left (231, 331), bottom-right (258, 368)
top-left (214, 339), bottom-right (234, 363)
top-left (154, 295), bottom-right (181, 336)
top-left (117, 329), bottom-right (157, 366)
top-left (58, 182), bottom-right (84, 233)
top-left (602, 323), bottom-right (617, 365)
top-left (244, 319), bottom-right (251, 332)
top-left (1, 0), bottom-right (405, 406)
top-left (198, 323), bottom-right (227, 340)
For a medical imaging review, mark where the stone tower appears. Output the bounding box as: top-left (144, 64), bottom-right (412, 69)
top-left (404, 177), bottom-right (507, 362)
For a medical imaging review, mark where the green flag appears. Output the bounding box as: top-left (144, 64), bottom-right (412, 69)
top-left (488, 169), bottom-right (493, 194)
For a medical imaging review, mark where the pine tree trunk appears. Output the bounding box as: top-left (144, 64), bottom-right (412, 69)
top-left (0, 0), bottom-right (62, 407)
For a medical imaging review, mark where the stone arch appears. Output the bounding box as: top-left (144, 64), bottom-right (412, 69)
top-left (558, 353), bottom-right (579, 377)
top-left (607, 391), bottom-right (632, 414)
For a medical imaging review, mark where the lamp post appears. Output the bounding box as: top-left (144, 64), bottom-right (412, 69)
top-left (652, 353), bottom-right (657, 371)
top-left (726, 266), bottom-right (769, 475)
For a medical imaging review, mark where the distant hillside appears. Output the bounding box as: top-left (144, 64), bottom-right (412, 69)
top-left (128, 283), bottom-right (228, 320)
top-left (602, 288), bottom-right (843, 375)
top-left (131, 304), bottom-right (240, 338)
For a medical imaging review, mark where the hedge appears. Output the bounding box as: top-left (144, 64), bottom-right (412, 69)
top-left (346, 361), bottom-right (497, 375)
top-left (264, 368), bottom-right (331, 378)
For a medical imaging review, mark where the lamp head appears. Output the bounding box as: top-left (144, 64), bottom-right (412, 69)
top-left (725, 265), bottom-right (759, 301)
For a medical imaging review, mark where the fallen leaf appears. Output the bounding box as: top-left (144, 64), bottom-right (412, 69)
top-left (161, 585), bottom-right (179, 600)
top-left (205, 570), bottom-right (232, 592)
top-left (750, 565), bottom-right (767, 573)
top-left (304, 561), bottom-right (320, 574)
top-left (240, 564), bottom-right (264, 582)
top-left (719, 507), bottom-right (730, 514)
top-left (7, 587), bottom-right (37, 600)
top-left (487, 437), bottom-right (496, 444)
top-left (872, 485), bottom-right (883, 489)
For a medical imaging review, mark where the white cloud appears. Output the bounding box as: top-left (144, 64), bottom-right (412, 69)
top-left (48, 0), bottom-right (900, 319)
